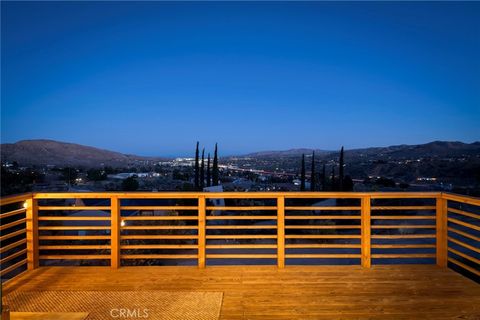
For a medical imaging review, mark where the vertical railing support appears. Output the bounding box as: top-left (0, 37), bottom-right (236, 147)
top-left (277, 196), bottom-right (285, 268)
top-left (25, 196), bottom-right (39, 270)
top-left (111, 196), bottom-right (120, 269)
top-left (361, 196), bottom-right (371, 268)
top-left (198, 195), bottom-right (206, 268)
top-left (436, 196), bottom-right (448, 267)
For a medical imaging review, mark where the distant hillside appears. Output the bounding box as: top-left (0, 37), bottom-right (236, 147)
top-left (346, 141), bottom-right (480, 159)
top-left (2, 139), bottom-right (479, 168)
top-left (243, 141), bottom-right (480, 159)
top-left (1, 140), bottom-right (166, 167)
top-left (245, 148), bottom-right (331, 158)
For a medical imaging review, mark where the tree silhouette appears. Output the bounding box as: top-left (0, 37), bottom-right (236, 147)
top-left (310, 151), bottom-right (315, 191)
top-left (212, 143), bottom-right (219, 186)
top-left (122, 176), bottom-right (139, 191)
top-left (206, 153), bottom-right (211, 187)
top-left (339, 146), bottom-right (344, 191)
top-left (200, 148), bottom-right (205, 189)
top-left (62, 167), bottom-right (78, 186)
top-left (300, 154), bottom-right (306, 191)
top-left (194, 142), bottom-right (200, 189)
top-left (343, 175), bottom-right (354, 192)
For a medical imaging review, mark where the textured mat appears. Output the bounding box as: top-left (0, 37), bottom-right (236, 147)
top-left (4, 290), bottom-right (223, 320)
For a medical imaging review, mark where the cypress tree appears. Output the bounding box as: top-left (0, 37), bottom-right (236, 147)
top-left (300, 154), bottom-right (306, 191)
top-left (331, 166), bottom-right (336, 191)
top-left (339, 146), bottom-right (344, 191)
top-left (310, 151), bottom-right (315, 191)
top-left (194, 141), bottom-right (199, 189)
top-left (206, 153), bottom-right (211, 187)
top-left (212, 143), bottom-right (219, 186)
top-left (200, 148), bottom-right (205, 189)
top-left (322, 164), bottom-right (326, 191)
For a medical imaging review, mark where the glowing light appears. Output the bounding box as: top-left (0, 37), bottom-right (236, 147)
top-left (23, 201), bottom-right (28, 209)
top-left (120, 220), bottom-right (126, 227)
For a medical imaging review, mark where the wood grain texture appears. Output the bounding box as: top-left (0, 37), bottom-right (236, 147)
top-left (197, 196), bottom-right (206, 268)
top-left (361, 196), bottom-right (371, 268)
top-left (277, 196), bottom-right (285, 269)
top-left (25, 198), bottom-right (38, 270)
top-left (110, 196), bottom-right (120, 269)
top-left (3, 265), bottom-right (480, 320)
top-left (436, 197), bottom-right (448, 268)
top-left (10, 312), bottom-right (89, 320)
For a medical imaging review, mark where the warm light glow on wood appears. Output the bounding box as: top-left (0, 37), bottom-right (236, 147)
top-left (0, 191), bottom-right (478, 285)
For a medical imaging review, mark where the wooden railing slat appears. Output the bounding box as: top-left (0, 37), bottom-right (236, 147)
top-left (448, 248), bottom-right (480, 265)
top-left (371, 225), bottom-right (435, 229)
top-left (447, 217), bottom-right (480, 232)
top-left (448, 227), bottom-right (480, 242)
top-left (0, 239), bottom-right (27, 254)
top-left (372, 254), bottom-right (436, 259)
top-left (207, 215), bottom-right (276, 220)
top-left (0, 258), bottom-right (27, 276)
top-left (122, 216), bottom-right (198, 221)
top-left (285, 215), bottom-right (361, 219)
top-left (371, 215), bottom-right (436, 220)
top-left (448, 257), bottom-right (480, 277)
top-left (286, 254), bottom-right (361, 259)
top-left (447, 207), bottom-right (480, 220)
top-left (448, 237), bottom-right (480, 254)
top-left (38, 206), bottom-right (110, 211)
top-left (0, 218), bottom-right (27, 231)
top-left (0, 208), bottom-right (26, 219)
top-left (0, 248), bottom-right (27, 265)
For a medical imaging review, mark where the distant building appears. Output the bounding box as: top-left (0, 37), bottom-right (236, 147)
top-left (107, 172), bottom-right (149, 180)
top-left (417, 177), bottom-right (437, 182)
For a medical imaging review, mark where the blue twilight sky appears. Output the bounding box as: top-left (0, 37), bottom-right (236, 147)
top-left (1, 2), bottom-right (479, 157)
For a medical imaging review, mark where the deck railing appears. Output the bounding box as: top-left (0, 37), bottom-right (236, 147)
top-left (0, 192), bottom-right (478, 284)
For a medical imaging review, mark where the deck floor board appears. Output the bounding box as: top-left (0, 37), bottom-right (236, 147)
top-left (3, 265), bottom-right (480, 319)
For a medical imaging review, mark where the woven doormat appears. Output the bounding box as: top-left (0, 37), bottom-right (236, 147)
top-left (3, 290), bottom-right (223, 320)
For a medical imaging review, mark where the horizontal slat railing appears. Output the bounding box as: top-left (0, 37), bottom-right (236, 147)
top-left (0, 193), bottom-right (32, 284)
top-left (120, 194), bottom-right (199, 264)
top-left (0, 192), bottom-right (478, 279)
top-left (370, 194), bottom-right (439, 264)
top-left (444, 194), bottom-right (480, 279)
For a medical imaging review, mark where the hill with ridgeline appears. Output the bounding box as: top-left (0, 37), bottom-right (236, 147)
top-left (1, 139), bottom-right (479, 168)
top-left (0, 140), bottom-right (165, 167)
top-left (244, 141), bottom-right (480, 159)
top-left (241, 141), bottom-right (480, 188)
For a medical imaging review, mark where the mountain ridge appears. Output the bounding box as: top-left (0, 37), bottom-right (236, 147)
top-left (242, 140), bottom-right (480, 158)
top-left (1, 139), bottom-right (479, 167)
top-left (1, 139), bottom-right (167, 167)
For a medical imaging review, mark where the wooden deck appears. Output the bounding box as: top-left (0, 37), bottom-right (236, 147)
top-left (3, 265), bottom-right (480, 319)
